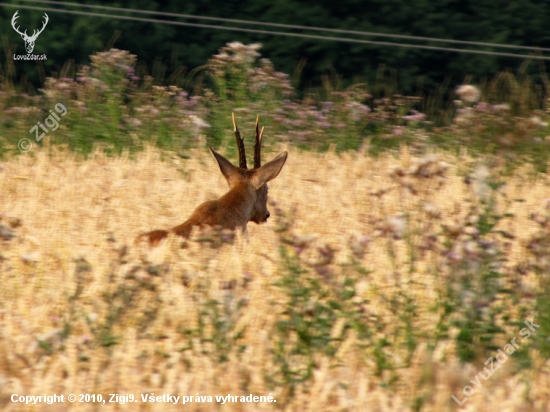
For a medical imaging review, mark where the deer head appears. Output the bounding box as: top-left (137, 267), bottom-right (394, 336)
top-left (12, 11), bottom-right (49, 54)
top-left (137, 114), bottom-right (288, 246)
top-left (212, 113), bottom-right (287, 224)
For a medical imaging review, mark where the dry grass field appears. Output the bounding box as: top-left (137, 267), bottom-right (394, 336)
top-left (1, 143), bottom-right (550, 411)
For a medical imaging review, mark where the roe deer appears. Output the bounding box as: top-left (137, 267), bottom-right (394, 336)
top-left (136, 113), bottom-right (288, 246)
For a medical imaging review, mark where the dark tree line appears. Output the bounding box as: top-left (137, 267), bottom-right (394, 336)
top-left (1, 0), bottom-right (549, 94)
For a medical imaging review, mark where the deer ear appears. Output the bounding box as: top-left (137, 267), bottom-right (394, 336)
top-left (251, 152), bottom-right (288, 189)
top-left (210, 148), bottom-right (239, 184)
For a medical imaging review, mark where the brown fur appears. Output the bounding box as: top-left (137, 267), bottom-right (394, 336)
top-left (136, 116), bottom-right (287, 246)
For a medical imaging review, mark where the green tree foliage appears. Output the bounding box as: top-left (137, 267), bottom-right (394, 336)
top-left (0, 0), bottom-right (549, 93)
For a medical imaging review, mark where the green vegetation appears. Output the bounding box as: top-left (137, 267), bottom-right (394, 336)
top-left (1, 45), bottom-right (550, 173)
top-left (1, 0), bottom-right (549, 93)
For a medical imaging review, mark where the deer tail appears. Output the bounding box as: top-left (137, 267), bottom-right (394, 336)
top-left (134, 229), bottom-right (169, 246)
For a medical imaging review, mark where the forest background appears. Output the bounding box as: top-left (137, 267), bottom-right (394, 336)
top-left (1, 0), bottom-right (549, 94)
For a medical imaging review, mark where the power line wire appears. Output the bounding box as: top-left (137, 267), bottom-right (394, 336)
top-left (16, 0), bottom-right (550, 53)
top-left (2, 2), bottom-right (549, 60)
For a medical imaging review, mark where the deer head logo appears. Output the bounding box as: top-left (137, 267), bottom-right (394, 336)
top-left (11, 11), bottom-right (49, 54)
top-left (137, 113), bottom-right (288, 246)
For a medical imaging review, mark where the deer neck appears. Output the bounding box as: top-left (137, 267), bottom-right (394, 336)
top-left (219, 183), bottom-right (256, 223)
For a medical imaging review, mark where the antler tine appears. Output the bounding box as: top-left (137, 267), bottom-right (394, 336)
top-left (232, 112), bottom-right (247, 169)
top-left (35, 13), bottom-right (49, 36)
top-left (31, 13), bottom-right (49, 39)
top-left (11, 11), bottom-right (27, 36)
top-left (254, 115), bottom-right (264, 169)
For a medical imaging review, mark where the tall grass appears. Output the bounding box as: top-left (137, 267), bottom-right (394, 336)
top-left (1, 145), bottom-right (549, 410)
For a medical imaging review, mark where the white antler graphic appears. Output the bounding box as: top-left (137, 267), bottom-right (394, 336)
top-left (12, 11), bottom-right (49, 54)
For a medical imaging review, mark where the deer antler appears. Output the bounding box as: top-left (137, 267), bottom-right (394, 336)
top-left (32, 13), bottom-right (49, 39)
top-left (11, 11), bottom-right (48, 41)
top-left (232, 112), bottom-right (247, 169)
top-left (254, 115), bottom-right (264, 169)
top-left (11, 11), bottom-right (28, 37)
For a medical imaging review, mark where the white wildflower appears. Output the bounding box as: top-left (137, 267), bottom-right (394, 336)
top-left (190, 115), bottom-right (210, 131)
top-left (472, 164), bottom-right (490, 200)
top-left (386, 215), bottom-right (407, 237)
top-left (530, 116), bottom-right (549, 128)
top-left (456, 85), bottom-right (480, 104)
top-left (494, 103), bottom-right (510, 111)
